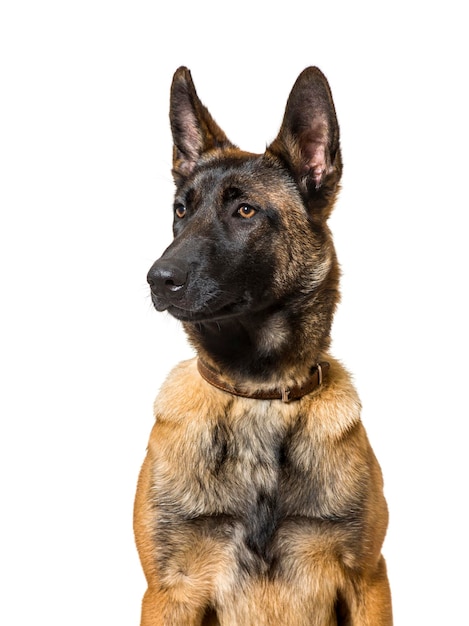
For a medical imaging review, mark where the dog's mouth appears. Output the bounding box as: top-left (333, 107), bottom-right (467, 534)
top-left (151, 292), bottom-right (250, 323)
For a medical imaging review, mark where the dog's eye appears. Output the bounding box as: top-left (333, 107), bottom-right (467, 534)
top-left (237, 204), bottom-right (257, 219)
top-left (175, 204), bottom-right (186, 219)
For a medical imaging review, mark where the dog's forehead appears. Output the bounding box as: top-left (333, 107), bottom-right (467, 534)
top-left (179, 153), bottom-right (300, 207)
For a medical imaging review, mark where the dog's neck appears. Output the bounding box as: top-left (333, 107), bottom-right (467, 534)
top-left (183, 292), bottom-right (335, 387)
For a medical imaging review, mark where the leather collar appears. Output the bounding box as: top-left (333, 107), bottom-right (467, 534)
top-left (197, 359), bottom-right (329, 403)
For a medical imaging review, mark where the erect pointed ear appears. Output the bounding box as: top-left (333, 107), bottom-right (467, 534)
top-left (169, 67), bottom-right (234, 183)
top-left (268, 67), bottom-right (342, 209)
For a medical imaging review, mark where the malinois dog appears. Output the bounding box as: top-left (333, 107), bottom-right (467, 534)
top-left (134, 66), bottom-right (392, 625)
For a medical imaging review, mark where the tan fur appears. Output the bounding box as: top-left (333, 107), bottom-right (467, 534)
top-left (134, 358), bottom-right (392, 624)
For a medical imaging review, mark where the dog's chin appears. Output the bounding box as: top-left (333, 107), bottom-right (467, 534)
top-left (161, 299), bottom-right (250, 323)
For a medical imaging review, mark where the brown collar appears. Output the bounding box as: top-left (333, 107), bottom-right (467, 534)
top-left (197, 359), bottom-right (329, 403)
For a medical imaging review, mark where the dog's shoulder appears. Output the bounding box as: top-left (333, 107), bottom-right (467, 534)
top-left (304, 356), bottom-right (362, 440)
top-left (153, 357), bottom-right (230, 424)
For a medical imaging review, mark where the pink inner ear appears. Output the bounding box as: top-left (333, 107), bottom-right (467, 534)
top-left (301, 119), bottom-right (329, 188)
top-left (305, 141), bottom-right (326, 187)
top-left (181, 109), bottom-right (203, 163)
top-left (172, 94), bottom-right (204, 171)
top-left (301, 139), bottom-right (327, 188)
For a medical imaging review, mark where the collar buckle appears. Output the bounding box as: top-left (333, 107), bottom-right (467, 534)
top-left (317, 362), bottom-right (323, 386)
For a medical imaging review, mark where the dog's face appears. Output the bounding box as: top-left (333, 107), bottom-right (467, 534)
top-left (149, 153), bottom-right (331, 323)
top-left (148, 67), bottom-right (342, 328)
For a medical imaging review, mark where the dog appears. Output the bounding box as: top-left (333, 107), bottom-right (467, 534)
top-left (134, 66), bottom-right (392, 625)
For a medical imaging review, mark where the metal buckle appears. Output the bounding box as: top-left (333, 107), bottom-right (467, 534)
top-left (317, 362), bottom-right (323, 386)
top-left (281, 387), bottom-right (291, 403)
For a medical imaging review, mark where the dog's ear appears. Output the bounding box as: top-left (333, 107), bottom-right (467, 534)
top-left (268, 67), bottom-right (342, 215)
top-left (170, 67), bottom-right (234, 183)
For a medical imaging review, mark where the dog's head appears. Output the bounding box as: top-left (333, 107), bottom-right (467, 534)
top-left (148, 67), bottom-right (342, 373)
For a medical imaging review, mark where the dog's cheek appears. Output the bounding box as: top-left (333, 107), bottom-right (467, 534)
top-left (277, 223), bottom-right (335, 296)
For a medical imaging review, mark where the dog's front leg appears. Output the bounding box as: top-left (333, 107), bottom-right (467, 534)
top-left (140, 587), bottom-right (209, 626)
top-left (344, 556), bottom-right (393, 625)
top-left (135, 453), bottom-right (216, 626)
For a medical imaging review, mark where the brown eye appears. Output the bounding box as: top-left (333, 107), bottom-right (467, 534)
top-left (237, 204), bottom-right (257, 219)
top-left (175, 204), bottom-right (186, 219)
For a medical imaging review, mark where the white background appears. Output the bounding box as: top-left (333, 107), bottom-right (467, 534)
top-left (1, 1), bottom-right (467, 624)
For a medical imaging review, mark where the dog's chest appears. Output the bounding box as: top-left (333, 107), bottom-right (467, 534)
top-left (152, 400), bottom-right (354, 571)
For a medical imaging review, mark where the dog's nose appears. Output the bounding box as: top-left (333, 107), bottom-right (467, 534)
top-left (147, 259), bottom-right (188, 299)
